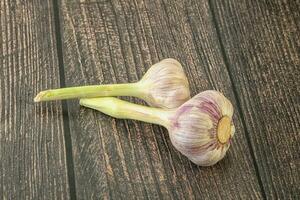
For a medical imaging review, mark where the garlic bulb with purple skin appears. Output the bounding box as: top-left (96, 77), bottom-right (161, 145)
top-left (34, 58), bottom-right (190, 109)
top-left (80, 90), bottom-right (235, 166)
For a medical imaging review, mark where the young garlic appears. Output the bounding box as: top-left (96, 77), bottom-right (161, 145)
top-left (34, 58), bottom-right (190, 109)
top-left (80, 90), bottom-right (235, 166)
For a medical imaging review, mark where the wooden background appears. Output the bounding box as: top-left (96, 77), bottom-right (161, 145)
top-left (1, 0), bottom-right (299, 199)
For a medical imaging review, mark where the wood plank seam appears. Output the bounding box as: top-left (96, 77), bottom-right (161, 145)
top-left (207, 0), bottom-right (267, 199)
top-left (52, 0), bottom-right (77, 199)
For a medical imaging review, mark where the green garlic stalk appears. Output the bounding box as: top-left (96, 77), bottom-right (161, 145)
top-left (80, 90), bottom-right (235, 166)
top-left (34, 59), bottom-right (190, 109)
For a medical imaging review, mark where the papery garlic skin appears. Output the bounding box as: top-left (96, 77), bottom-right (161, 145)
top-left (169, 90), bottom-right (235, 166)
top-left (139, 58), bottom-right (191, 109)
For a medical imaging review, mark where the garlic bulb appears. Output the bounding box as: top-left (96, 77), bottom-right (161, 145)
top-left (139, 58), bottom-right (190, 108)
top-left (80, 90), bottom-right (235, 166)
top-left (34, 58), bottom-right (190, 109)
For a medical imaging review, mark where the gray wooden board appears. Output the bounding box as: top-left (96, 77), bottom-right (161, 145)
top-left (210, 0), bottom-right (300, 198)
top-left (60, 0), bottom-right (263, 199)
top-left (0, 0), bottom-right (69, 199)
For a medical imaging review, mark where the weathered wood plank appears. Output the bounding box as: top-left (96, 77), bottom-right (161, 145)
top-left (0, 0), bottom-right (69, 199)
top-left (60, 0), bottom-right (263, 199)
top-left (210, 0), bottom-right (300, 198)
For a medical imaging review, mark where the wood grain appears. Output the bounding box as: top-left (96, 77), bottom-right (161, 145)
top-left (60, 0), bottom-right (263, 198)
top-left (210, 0), bottom-right (300, 198)
top-left (0, 0), bottom-right (69, 199)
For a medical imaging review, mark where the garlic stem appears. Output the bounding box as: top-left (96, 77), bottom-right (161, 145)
top-left (79, 97), bottom-right (174, 128)
top-left (34, 83), bottom-right (143, 102)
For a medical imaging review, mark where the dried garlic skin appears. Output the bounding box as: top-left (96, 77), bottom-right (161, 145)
top-left (169, 90), bottom-right (235, 166)
top-left (139, 58), bottom-right (191, 109)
